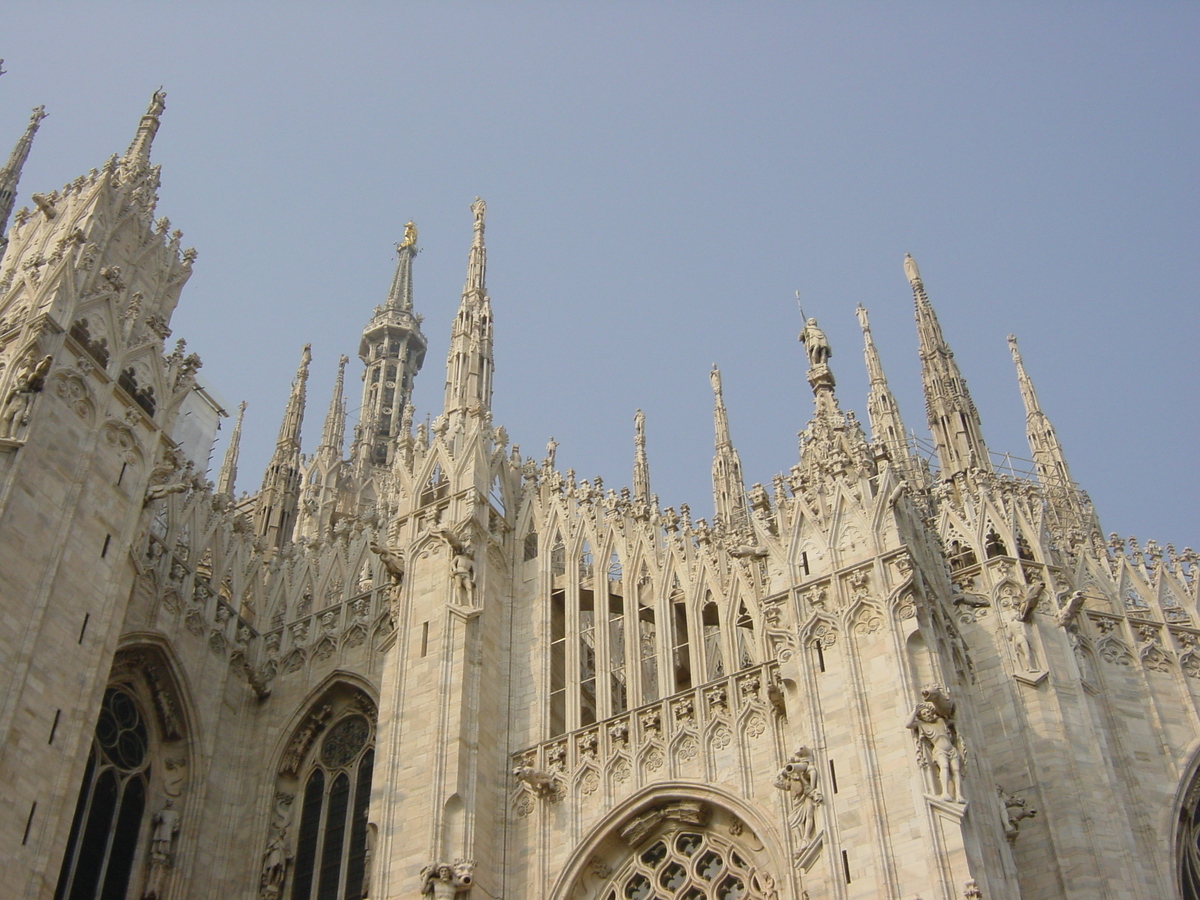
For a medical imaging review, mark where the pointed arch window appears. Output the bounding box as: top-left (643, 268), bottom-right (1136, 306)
top-left (419, 465), bottom-right (449, 506)
top-left (671, 588), bottom-right (693, 693)
top-left (637, 571), bottom-right (660, 704)
top-left (279, 697), bottom-right (376, 900)
top-left (608, 551), bottom-right (628, 715)
top-left (702, 596), bottom-right (725, 681)
top-left (550, 535), bottom-right (567, 578)
top-left (54, 686), bottom-right (151, 900)
top-left (579, 541), bottom-right (597, 726)
top-left (735, 602), bottom-right (756, 669)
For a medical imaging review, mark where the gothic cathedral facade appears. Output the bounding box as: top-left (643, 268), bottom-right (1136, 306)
top-left (1, 92), bottom-right (1198, 900)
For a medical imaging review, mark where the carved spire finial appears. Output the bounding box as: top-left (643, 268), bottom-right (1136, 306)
top-left (254, 345), bottom-right (311, 548)
top-left (385, 225), bottom-right (418, 311)
top-left (317, 355), bottom-right (350, 463)
top-left (1007, 334), bottom-right (1092, 537)
top-left (710, 366), bottom-right (749, 534)
top-left (124, 89), bottom-right (167, 167)
top-left (798, 312), bottom-right (835, 394)
top-left (909, 254), bottom-right (991, 480)
top-left (0, 105), bottom-right (48, 244)
top-left (216, 401), bottom-right (247, 497)
top-left (464, 197), bottom-right (487, 298)
top-left (444, 198), bottom-right (494, 421)
top-left (858, 303), bottom-right (921, 486)
top-left (632, 409), bottom-right (651, 503)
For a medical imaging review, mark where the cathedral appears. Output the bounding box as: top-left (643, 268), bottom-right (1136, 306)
top-left (2, 89), bottom-right (1199, 900)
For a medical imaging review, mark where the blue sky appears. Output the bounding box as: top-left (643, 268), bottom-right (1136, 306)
top-left (2, 3), bottom-right (1197, 547)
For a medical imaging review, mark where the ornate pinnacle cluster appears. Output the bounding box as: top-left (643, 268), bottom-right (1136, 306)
top-left (217, 401), bottom-right (247, 497)
top-left (254, 345), bottom-right (312, 548)
top-left (385, 222), bottom-right (418, 312)
top-left (1008, 334), bottom-right (1093, 537)
top-left (317, 355), bottom-right (349, 464)
top-left (632, 409), bottom-right (651, 503)
top-left (857, 304), bottom-right (915, 469)
top-left (355, 228), bottom-right (427, 470)
top-left (907, 253), bottom-right (991, 480)
top-left (795, 315), bottom-right (873, 483)
top-left (0, 105), bottom-right (47, 246)
top-left (443, 198), bottom-right (494, 422)
top-left (123, 89), bottom-right (166, 169)
top-left (710, 366), bottom-right (749, 534)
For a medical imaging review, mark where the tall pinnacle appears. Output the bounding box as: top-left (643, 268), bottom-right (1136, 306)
top-left (632, 409), bottom-right (651, 503)
top-left (857, 304), bottom-right (914, 467)
top-left (216, 401), bottom-right (247, 497)
top-left (274, 344), bottom-right (311, 455)
top-left (443, 198), bottom-right (494, 421)
top-left (254, 345), bottom-right (311, 548)
top-left (124, 89), bottom-right (166, 167)
top-left (355, 230), bottom-right (427, 470)
top-left (1007, 335), bottom-right (1090, 535)
top-left (0, 106), bottom-right (47, 244)
top-left (317, 355), bottom-right (349, 463)
top-left (709, 366), bottom-right (749, 535)
top-left (385, 223), bottom-right (418, 311)
top-left (907, 253), bottom-right (991, 480)
top-left (464, 197), bottom-right (487, 298)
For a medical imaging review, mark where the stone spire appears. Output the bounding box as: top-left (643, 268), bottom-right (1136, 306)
top-left (710, 366), bottom-right (750, 535)
top-left (1008, 334), bottom-right (1092, 536)
top-left (123, 89), bottom-right (166, 168)
top-left (632, 409), bottom-right (651, 504)
top-left (354, 231), bottom-right (427, 469)
top-left (0, 106), bottom-right (47, 247)
top-left (254, 345), bottom-right (311, 548)
top-left (906, 254), bottom-right (991, 480)
top-left (796, 315), bottom-right (874, 485)
top-left (216, 401), bottom-right (246, 497)
top-left (443, 197), bottom-right (494, 422)
top-left (385, 222), bottom-right (418, 311)
top-left (857, 304), bottom-right (915, 468)
top-left (317, 355), bottom-right (349, 465)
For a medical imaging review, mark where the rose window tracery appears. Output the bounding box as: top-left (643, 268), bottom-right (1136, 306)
top-left (321, 715), bottom-right (370, 769)
top-left (602, 831), bottom-right (768, 900)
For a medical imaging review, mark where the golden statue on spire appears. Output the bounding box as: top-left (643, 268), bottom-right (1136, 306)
top-left (399, 221), bottom-right (418, 250)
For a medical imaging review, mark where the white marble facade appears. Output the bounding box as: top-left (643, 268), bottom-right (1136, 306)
top-left (1, 92), bottom-right (1198, 900)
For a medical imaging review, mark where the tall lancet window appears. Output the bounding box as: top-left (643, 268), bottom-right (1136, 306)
top-left (54, 687), bottom-right (151, 900)
top-left (608, 550), bottom-right (628, 715)
top-left (579, 541), bottom-right (597, 726)
top-left (702, 595), bottom-right (725, 681)
top-left (549, 532), bottom-right (568, 736)
top-left (671, 585), bottom-right (693, 693)
top-left (277, 691), bottom-right (376, 900)
top-left (637, 569), bottom-right (660, 704)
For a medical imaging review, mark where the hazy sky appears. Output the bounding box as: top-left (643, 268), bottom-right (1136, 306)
top-left (3, 4), bottom-right (1197, 548)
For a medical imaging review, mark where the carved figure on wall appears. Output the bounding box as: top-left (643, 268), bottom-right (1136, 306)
top-left (774, 746), bottom-right (822, 844)
top-left (144, 482), bottom-right (189, 505)
top-left (260, 829), bottom-right (289, 899)
top-left (1, 353), bottom-right (51, 438)
top-left (1005, 601), bottom-right (1038, 673)
top-left (260, 792), bottom-right (294, 900)
top-left (142, 799), bottom-right (181, 899)
top-left (420, 859), bottom-right (474, 897)
top-left (451, 544), bottom-right (475, 606)
top-left (997, 785), bottom-right (1037, 840)
top-left (1057, 590), bottom-right (1086, 627)
top-left (370, 542), bottom-right (405, 585)
top-left (798, 318), bottom-right (831, 368)
top-left (149, 799), bottom-right (180, 861)
top-left (513, 765), bottom-right (557, 797)
top-left (907, 686), bottom-right (964, 802)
